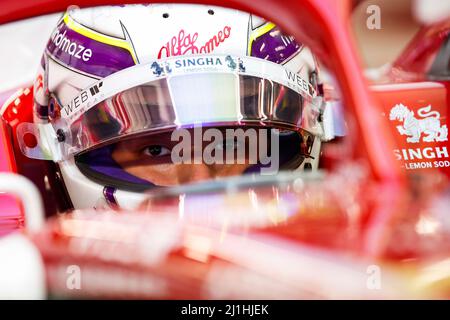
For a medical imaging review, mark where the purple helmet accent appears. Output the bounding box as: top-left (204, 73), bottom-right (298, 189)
top-left (46, 20), bottom-right (135, 78)
top-left (250, 26), bottom-right (301, 64)
top-left (76, 131), bottom-right (304, 192)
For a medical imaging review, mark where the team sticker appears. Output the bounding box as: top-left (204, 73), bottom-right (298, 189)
top-left (62, 55), bottom-right (314, 122)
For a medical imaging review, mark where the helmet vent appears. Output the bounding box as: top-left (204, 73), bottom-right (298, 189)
top-left (208, 9), bottom-right (215, 15)
top-left (162, 13), bottom-right (169, 18)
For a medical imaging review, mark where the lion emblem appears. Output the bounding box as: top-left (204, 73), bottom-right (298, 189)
top-left (389, 104), bottom-right (448, 143)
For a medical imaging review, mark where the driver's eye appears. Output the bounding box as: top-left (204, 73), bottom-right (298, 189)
top-left (143, 145), bottom-right (171, 157)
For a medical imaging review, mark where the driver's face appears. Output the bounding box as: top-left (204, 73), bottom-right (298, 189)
top-left (111, 129), bottom-right (252, 186)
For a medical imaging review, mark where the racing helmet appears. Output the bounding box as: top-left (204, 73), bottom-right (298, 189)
top-left (20, 4), bottom-right (327, 210)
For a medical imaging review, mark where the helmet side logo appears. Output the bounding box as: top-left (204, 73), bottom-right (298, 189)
top-left (157, 27), bottom-right (231, 59)
top-left (389, 103), bottom-right (448, 143)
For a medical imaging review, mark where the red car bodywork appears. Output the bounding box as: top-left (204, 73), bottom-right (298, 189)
top-left (0, 0), bottom-right (449, 298)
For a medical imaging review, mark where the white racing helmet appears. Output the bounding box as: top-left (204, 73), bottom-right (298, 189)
top-left (19, 4), bottom-right (329, 210)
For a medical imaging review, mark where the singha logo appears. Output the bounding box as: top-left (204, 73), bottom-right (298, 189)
top-left (225, 55), bottom-right (245, 72)
top-left (389, 104), bottom-right (448, 143)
